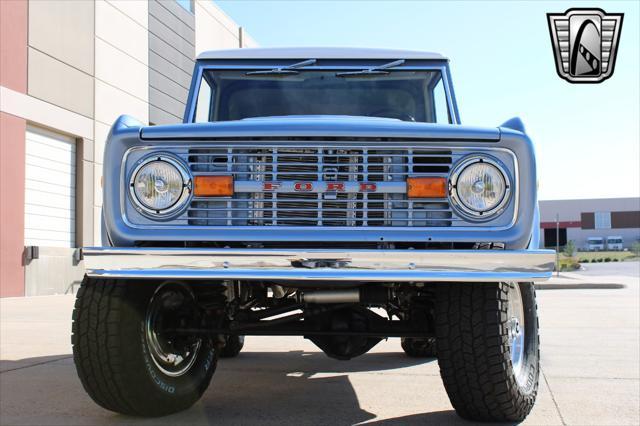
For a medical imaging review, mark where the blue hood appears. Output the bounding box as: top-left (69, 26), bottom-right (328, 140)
top-left (140, 115), bottom-right (501, 141)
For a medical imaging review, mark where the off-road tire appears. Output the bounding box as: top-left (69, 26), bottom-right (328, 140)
top-left (72, 277), bottom-right (218, 416)
top-left (220, 335), bottom-right (245, 358)
top-left (401, 337), bottom-right (437, 358)
top-left (435, 282), bottom-right (540, 422)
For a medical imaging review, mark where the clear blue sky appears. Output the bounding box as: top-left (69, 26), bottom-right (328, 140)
top-left (215, 1), bottom-right (639, 201)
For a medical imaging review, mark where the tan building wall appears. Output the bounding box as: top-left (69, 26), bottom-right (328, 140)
top-left (194, 0), bottom-right (258, 54)
top-left (93, 0), bottom-right (150, 245)
top-left (148, 0), bottom-right (194, 124)
top-left (28, 0), bottom-right (95, 75)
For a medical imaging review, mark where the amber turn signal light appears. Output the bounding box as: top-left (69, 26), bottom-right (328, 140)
top-left (193, 175), bottom-right (234, 197)
top-left (407, 177), bottom-right (447, 198)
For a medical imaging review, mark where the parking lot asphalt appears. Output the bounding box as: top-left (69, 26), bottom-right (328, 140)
top-left (1, 262), bottom-right (638, 426)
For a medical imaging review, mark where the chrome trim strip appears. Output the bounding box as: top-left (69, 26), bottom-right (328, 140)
top-left (83, 247), bottom-right (555, 282)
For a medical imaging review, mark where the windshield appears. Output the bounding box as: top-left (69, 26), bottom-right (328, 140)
top-left (607, 238), bottom-right (622, 243)
top-left (193, 69), bottom-right (451, 124)
top-left (588, 238), bottom-right (604, 244)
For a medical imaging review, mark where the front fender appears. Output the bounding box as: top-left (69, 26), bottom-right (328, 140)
top-left (528, 203), bottom-right (541, 250)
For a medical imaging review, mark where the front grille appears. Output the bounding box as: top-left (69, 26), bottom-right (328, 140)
top-left (185, 147), bottom-right (459, 227)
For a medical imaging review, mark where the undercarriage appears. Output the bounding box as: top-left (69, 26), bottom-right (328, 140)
top-left (163, 281), bottom-right (436, 360)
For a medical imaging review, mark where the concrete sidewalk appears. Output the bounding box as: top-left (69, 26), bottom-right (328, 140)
top-left (1, 263), bottom-right (638, 425)
top-left (539, 270), bottom-right (627, 290)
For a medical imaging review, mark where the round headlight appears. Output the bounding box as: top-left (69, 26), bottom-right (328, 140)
top-left (130, 156), bottom-right (191, 216)
top-left (450, 156), bottom-right (511, 219)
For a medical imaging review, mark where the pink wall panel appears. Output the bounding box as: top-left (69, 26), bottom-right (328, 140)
top-left (0, 0), bottom-right (28, 93)
top-left (0, 0), bottom-right (27, 296)
top-left (0, 112), bottom-right (26, 297)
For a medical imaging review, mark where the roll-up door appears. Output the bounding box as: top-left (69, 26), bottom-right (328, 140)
top-left (24, 126), bottom-right (76, 248)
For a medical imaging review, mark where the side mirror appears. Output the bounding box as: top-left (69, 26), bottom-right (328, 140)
top-left (500, 117), bottom-right (526, 133)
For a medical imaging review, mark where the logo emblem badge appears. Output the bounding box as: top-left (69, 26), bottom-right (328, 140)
top-left (547, 8), bottom-right (623, 83)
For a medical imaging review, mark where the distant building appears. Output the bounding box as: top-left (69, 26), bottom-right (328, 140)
top-left (0, 0), bottom-right (256, 297)
top-left (539, 198), bottom-right (640, 250)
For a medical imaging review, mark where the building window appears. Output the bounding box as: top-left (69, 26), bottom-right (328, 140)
top-left (175, 0), bottom-right (194, 13)
top-left (611, 211), bottom-right (640, 229)
top-left (544, 228), bottom-right (567, 248)
top-left (594, 211), bottom-right (611, 229)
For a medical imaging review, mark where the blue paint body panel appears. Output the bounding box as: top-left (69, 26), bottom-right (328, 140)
top-left (101, 51), bottom-right (540, 251)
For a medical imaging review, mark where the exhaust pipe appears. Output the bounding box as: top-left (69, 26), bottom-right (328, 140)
top-left (298, 288), bottom-right (390, 304)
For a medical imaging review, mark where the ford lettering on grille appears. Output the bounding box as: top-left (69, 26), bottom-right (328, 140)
top-left (257, 182), bottom-right (383, 193)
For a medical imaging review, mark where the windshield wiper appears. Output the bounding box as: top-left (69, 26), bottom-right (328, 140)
top-left (336, 59), bottom-right (406, 77)
top-left (245, 59), bottom-right (317, 76)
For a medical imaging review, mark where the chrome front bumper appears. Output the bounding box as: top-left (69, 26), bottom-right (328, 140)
top-left (82, 248), bottom-right (555, 282)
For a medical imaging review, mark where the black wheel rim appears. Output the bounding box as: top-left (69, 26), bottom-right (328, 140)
top-left (145, 282), bottom-right (202, 377)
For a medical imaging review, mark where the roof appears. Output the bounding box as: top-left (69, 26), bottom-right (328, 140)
top-left (197, 47), bottom-right (447, 61)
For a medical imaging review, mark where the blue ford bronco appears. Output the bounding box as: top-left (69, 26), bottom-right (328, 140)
top-left (72, 47), bottom-right (554, 421)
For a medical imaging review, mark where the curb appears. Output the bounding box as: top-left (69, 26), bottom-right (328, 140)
top-left (535, 283), bottom-right (625, 290)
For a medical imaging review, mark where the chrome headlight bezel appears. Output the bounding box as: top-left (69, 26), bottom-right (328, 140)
top-left (449, 155), bottom-right (512, 221)
top-left (128, 154), bottom-right (192, 219)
